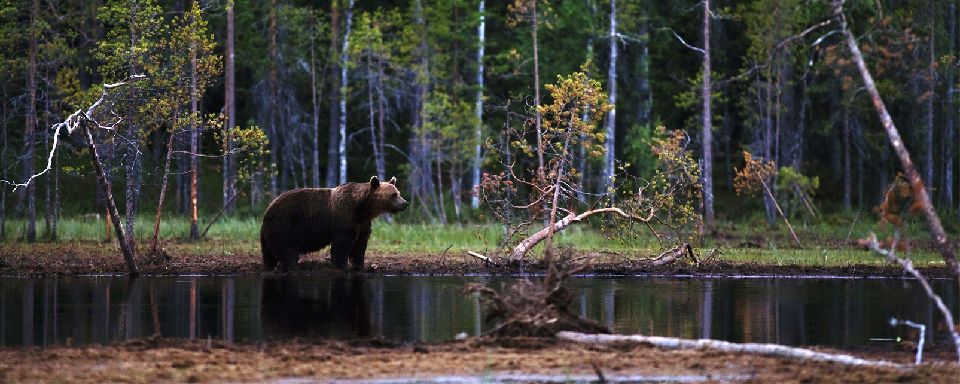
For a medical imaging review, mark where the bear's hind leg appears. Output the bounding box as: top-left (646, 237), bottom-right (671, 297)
top-left (349, 225), bottom-right (372, 270)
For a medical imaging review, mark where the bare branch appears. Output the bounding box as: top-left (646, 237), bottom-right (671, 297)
top-left (0, 75), bottom-right (146, 192)
top-left (864, 232), bottom-right (960, 364)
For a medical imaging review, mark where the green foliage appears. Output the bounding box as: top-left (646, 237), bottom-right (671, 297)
top-left (614, 126), bottom-right (703, 243)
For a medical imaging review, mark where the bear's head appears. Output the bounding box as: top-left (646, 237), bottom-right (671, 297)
top-left (368, 176), bottom-right (410, 213)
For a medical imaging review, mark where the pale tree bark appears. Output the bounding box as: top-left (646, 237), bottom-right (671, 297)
top-left (557, 332), bottom-right (902, 368)
top-left (838, 2), bottom-right (960, 278)
top-left (224, 0), bottom-right (237, 210)
top-left (926, 5), bottom-right (935, 198)
top-left (326, 0), bottom-right (341, 187)
top-left (471, 0), bottom-right (485, 210)
top-left (602, 0), bottom-right (617, 196)
top-left (338, 0), bottom-right (355, 185)
top-left (701, 0), bottom-right (714, 228)
top-left (21, 0), bottom-right (38, 242)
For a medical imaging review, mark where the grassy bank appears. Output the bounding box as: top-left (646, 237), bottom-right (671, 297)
top-left (0, 214), bottom-right (950, 270)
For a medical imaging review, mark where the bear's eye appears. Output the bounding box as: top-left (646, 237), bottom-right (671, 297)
top-left (392, 192), bottom-right (398, 198)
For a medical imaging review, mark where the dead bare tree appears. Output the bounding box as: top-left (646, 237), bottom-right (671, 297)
top-left (835, 1), bottom-right (960, 279)
top-left (1, 75), bottom-right (146, 275)
top-left (834, 0), bottom-right (960, 364)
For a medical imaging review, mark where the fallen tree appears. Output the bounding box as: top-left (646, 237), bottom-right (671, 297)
top-left (556, 332), bottom-right (904, 368)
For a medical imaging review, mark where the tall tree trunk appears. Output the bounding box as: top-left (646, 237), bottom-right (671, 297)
top-left (125, 2), bottom-right (142, 252)
top-left (366, 52), bottom-right (381, 179)
top-left (338, 0), bottom-right (355, 185)
top-left (84, 123), bottom-right (138, 276)
top-left (1, 86), bottom-right (6, 239)
top-left (471, 0), bottom-right (485, 210)
top-left (21, 0), bottom-right (39, 242)
top-left (926, 5), bottom-right (936, 197)
top-left (840, 7), bottom-right (960, 279)
top-left (189, 33), bottom-right (201, 241)
top-left (310, 18), bottom-right (321, 188)
top-left (224, 0), bottom-right (237, 211)
top-left (578, 0), bottom-right (598, 202)
top-left (603, 0), bottom-right (617, 197)
top-left (267, 0), bottom-right (280, 195)
top-left (375, 45), bottom-right (387, 180)
top-left (326, 0), bottom-right (341, 187)
top-left (842, 107), bottom-right (851, 210)
top-left (532, 0), bottom-right (545, 189)
top-left (701, 0), bottom-right (714, 229)
top-left (410, 0), bottom-right (437, 221)
top-left (637, 8), bottom-right (652, 143)
top-left (43, 79), bottom-right (52, 239)
top-left (946, 3), bottom-right (956, 209)
top-left (151, 113), bottom-right (178, 254)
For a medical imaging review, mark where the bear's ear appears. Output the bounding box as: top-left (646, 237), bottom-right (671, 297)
top-left (388, 176), bottom-right (397, 185)
top-left (369, 176), bottom-right (380, 189)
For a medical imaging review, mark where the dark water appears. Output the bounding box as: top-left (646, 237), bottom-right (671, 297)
top-left (0, 275), bottom-right (957, 348)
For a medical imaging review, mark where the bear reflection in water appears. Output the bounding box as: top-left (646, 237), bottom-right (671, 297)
top-left (261, 276), bottom-right (371, 339)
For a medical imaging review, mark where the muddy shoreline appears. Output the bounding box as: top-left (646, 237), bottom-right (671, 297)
top-left (0, 242), bottom-right (955, 278)
top-left (0, 337), bottom-right (956, 383)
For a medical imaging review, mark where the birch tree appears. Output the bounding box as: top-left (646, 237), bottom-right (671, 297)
top-left (701, 0), bottom-right (714, 228)
top-left (338, 0), bottom-right (355, 184)
top-left (603, 0), bottom-right (617, 197)
top-left (471, 0), bottom-right (485, 210)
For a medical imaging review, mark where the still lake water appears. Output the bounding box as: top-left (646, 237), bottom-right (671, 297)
top-left (0, 275), bottom-right (956, 348)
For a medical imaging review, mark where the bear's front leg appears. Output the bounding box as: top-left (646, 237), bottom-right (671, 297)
top-left (349, 224), bottom-right (373, 270)
top-left (330, 228), bottom-right (358, 270)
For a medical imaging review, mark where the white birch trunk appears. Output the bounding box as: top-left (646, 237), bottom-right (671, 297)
top-left (701, 0), bottom-right (714, 228)
top-left (338, 0), bottom-right (355, 185)
top-left (471, 0), bottom-right (485, 209)
top-left (603, 0), bottom-right (617, 195)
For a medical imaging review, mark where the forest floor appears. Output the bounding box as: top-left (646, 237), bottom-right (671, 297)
top-left (0, 337), bottom-right (956, 383)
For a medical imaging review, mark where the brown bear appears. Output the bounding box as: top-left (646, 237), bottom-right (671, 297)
top-left (260, 176), bottom-right (409, 271)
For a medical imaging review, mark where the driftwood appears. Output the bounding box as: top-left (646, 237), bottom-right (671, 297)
top-left (635, 243), bottom-right (697, 266)
top-left (556, 332), bottom-right (904, 368)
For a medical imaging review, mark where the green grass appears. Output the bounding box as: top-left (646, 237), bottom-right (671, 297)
top-left (0, 214), bottom-right (950, 267)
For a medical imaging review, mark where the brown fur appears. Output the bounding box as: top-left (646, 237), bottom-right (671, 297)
top-left (260, 176), bottom-right (409, 271)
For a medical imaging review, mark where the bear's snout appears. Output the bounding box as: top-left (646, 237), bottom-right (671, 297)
top-left (396, 199), bottom-right (410, 212)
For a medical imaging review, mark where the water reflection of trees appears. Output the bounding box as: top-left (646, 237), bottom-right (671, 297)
top-left (0, 277), bottom-right (956, 347)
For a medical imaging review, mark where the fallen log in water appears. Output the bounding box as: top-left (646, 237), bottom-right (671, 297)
top-left (556, 332), bottom-right (904, 368)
